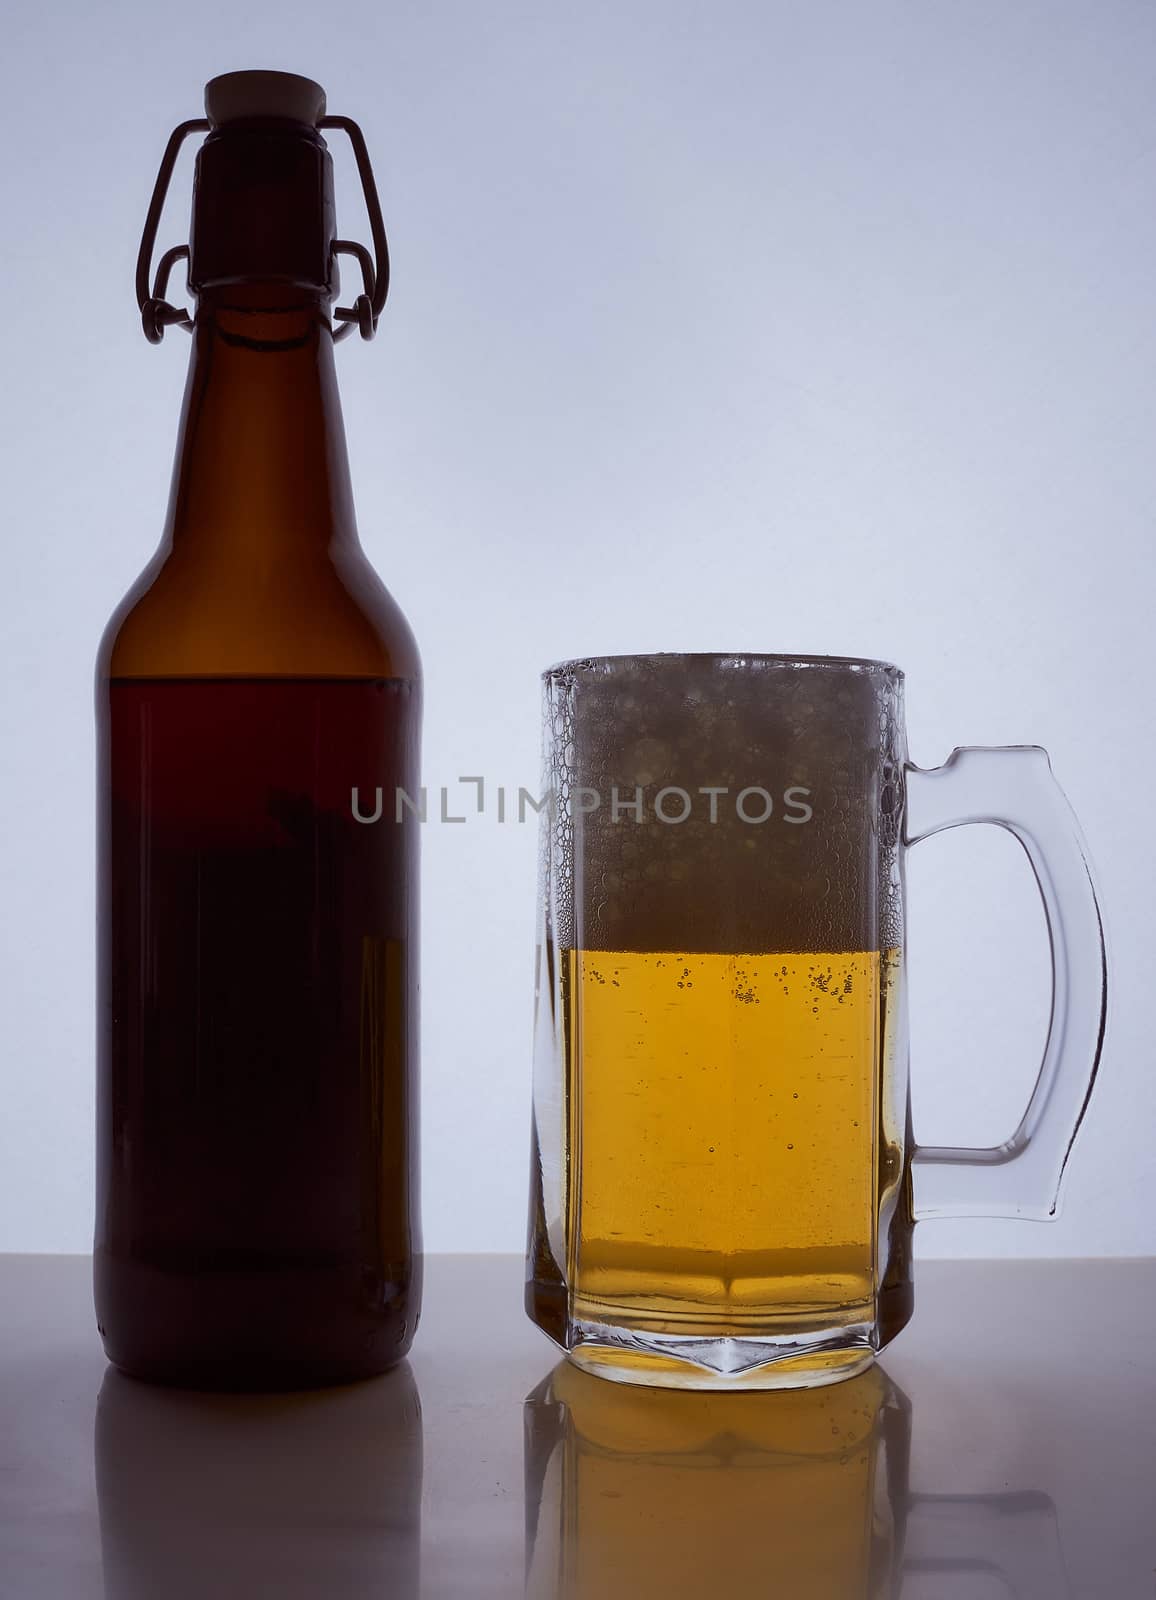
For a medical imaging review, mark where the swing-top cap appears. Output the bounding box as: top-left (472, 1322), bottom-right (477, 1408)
top-left (204, 70), bottom-right (327, 128)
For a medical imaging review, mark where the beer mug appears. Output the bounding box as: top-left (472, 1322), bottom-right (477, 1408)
top-left (525, 654), bottom-right (1106, 1389)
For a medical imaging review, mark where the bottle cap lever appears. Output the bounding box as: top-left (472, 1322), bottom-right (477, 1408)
top-left (321, 115), bottom-right (391, 343)
top-left (135, 119), bottom-right (208, 344)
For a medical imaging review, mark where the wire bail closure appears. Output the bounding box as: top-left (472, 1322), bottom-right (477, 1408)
top-left (321, 116), bottom-right (390, 343)
top-left (135, 113), bottom-right (390, 344)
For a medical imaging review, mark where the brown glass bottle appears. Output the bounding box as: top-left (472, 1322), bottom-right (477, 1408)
top-left (95, 73), bottom-right (421, 1388)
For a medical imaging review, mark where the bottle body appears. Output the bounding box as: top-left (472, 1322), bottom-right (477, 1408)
top-left (95, 291), bottom-right (421, 1388)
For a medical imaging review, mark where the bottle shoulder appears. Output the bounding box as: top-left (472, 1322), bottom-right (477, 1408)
top-left (98, 542), bottom-right (421, 683)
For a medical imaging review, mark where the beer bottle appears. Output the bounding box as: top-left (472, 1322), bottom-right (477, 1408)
top-left (95, 71), bottom-right (421, 1388)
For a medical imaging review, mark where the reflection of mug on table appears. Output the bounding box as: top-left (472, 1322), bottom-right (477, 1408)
top-left (525, 1359), bottom-right (909, 1599)
top-left (524, 1360), bottom-right (1072, 1600)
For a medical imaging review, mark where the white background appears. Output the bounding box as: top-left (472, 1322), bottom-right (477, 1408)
top-left (1, 1), bottom-right (1152, 1258)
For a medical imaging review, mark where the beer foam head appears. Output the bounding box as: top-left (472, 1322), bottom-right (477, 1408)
top-left (540, 653), bottom-right (905, 955)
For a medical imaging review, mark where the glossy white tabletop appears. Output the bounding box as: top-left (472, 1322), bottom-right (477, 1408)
top-left (1, 1254), bottom-right (1152, 1598)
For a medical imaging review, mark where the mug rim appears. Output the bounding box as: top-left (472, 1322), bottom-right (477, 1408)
top-left (543, 651), bottom-right (903, 680)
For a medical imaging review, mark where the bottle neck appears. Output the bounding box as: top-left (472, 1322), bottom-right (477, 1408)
top-left (164, 286), bottom-right (358, 556)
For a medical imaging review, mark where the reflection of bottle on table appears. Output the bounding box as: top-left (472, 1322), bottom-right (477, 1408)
top-left (96, 1362), bottom-right (422, 1600)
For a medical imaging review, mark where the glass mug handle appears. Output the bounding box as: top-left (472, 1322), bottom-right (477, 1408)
top-left (905, 746), bottom-right (1108, 1220)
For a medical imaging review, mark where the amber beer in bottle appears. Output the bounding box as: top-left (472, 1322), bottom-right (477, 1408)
top-left (95, 72), bottom-right (421, 1387)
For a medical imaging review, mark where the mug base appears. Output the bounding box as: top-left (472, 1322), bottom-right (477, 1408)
top-left (564, 1319), bottom-right (877, 1392)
